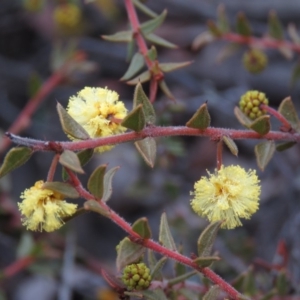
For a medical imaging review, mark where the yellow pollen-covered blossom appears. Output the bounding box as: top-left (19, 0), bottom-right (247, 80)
top-left (66, 87), bottom-right (127, 152)
top-left (18, 181), bottom-right (77, 232)
top-left (190, 165), bottom-right (261, 229)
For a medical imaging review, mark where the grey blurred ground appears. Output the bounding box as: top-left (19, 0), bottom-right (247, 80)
top-left (1, 0), bottom-right (300, 299)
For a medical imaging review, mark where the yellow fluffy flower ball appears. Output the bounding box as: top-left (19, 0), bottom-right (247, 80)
top-left (66, 87), bottom-right (127, 152)
top-left (190, 165), bottom-right (261, 229)
top-left (242, 49), bottom-right (268, 74)
top-left (18, 181), bottom-right (77, 232)
top-left (53, 3), bottom-right (82, 31)
top-left (239, 90), bottom-right (269, 120)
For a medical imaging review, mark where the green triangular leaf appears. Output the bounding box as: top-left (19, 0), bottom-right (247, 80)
top-left (57, 102), bottom-right (90, 140)
top-left (127, 70), bottom-right (151, 85)
top-left (116, 237), bottom-right (145, 271)
top-left (150, 256), bottom-right (167, 280)
top-left (159, 212), bottom-right (177, 251)
top-left (159, 61), bottom-right (193, 73)
top-left (250, 115), bottom-right (271, 135)
top-left (236, 12), bottom-right (252, 36)
top-left (234, 106), bottom-right (252, 127)
top-left (133, 83), bottom-right (156, 124)
top-left (186, 103), bottom-right (211, 129)
top-left (135, 137), bottom-right (156, 168)
top-left (140, 10), bottom-right (167, 35)
top-left (132, 0), bottom-right (158, 18)
top-left (121, 104), bottom-right (146, 132)
top-left (276, 141), bottom-right (297, 152)
top-left (83, 199), bottom-right (111, 217)
top-left (158, 80), bottom-right (175, 100)
top-left (255, 140), bottom-right (275, 171)
top-left (0, 147), bottom-right (33, 178)
top-left (278, 96), bottom-right (300, 131)
top-left (268, 11), bottom-right (284, 40)
top-left (102, 166), bottom-right (119, 202)
top-left (87, 164), bottom-right (107, 198)
top-left (197, 221), bottom-right (222, 257)
top-left (42, 181), bottom-right (79, 198)
top-left (222, 136), bottom-right (238, 156)
top-left (203, 285), bottom-right (221, 300)
top-left (132, 217), bottom-right (152, 239)
top-left (121, 52), bottom-right (145, 81)
top-left (59, 150), bottom-right (84, 174)
top-left (145, 33), bottom-right (177, 49)
top-left (102, 30), bottom-right (133, 42)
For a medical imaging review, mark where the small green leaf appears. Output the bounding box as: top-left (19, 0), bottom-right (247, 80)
top-left (145, 33), bottom-right (177, 49)
top-left (87, 164), bottom-right (107, 198)
top-left (197, 221), bottom-right (222, 257)
top-left (147, 46), bottom-right (157, 61)
top-left (121, 104), bottom-right (145, 132)
top-left (276, 141), bottom-right (297, 152)
top-left (148, 249), bottom-right (157, 271)
top-left (203, 285), bottom-right (221, 300)
top-left (59, 150), bottom-right (85, 174)
top-left (42, 181), bottom-right (79, 198)
top-left (132, 0), bottom-right (158, 18)
top-left (0, 147), bottom-right (33, 178)
top-left (255, 140), bottom-right (275, 171)
top-left (168, 271), bottom-right (197, 286)
top-left (116, 237), bottom-right (145, 271)
top-left (135, 137), bottom-right (156, 168)
top-left (84, 199), bottom-right (111, 217)
top-left (102, 30), bottom-right (133, 42)
top-left (133, 82), bottom-right (156, 124)
top-left (234, 106), bottom-right (252, 127)
top-left (150, 256), bottom-right (167, 280)
top-left (62, 149), bottom-right (94, 181)
top-left (236, 12), bottom-right (252, 37)
top-left (28, 72), bottom-right (42, 97)
top-left (278, 96), bottom-right (300, 131)
top-left (217, 4), bottom-right (230, 33)
top-left (126, 40), bottom-right (135, 62)
top-left (102, 166), bottom-right (119, 202)
top-left (186, 103), bottom-right (211, 130)
top-left (57, 102), bottom-right (90, 140)
top-left (194, 256), bottom-right (220, 267)
top-left (136, 289), bottom-right (168, 300)
top-left (222, 136), bottom-right (238, 156)
top-left (250, 115), bottom-right (271, 135)
top-left (132, 217), bottom-right (152, 239)
top-left (158, 80), bottom-right (175, 100)
top-left (159, 61), bottom-right (193, 73)
top-left (140, 10), bottom-right (167, 35)
top-left (121, 52), bottom-right (145, 81)
top-left (159, 212), bottom-right (177, 251)
top-left (127, 70), bottom-right (151, 85)
top-left (268, 10), bottom-right (284, 40)
top-left (207, 20), bottom-right (222, 37)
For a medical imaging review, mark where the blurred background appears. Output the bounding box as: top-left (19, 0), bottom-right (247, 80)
top-left (1, 0), bottom-right (300, 299)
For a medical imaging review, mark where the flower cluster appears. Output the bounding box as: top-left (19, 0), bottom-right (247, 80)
top-left (242, 49), bottom-right (268, 74)
top-left (53, 3), bottom-right (82, 31)
top-left (18, 181), bottom-right (77, 232)
top-left (190, 165), bottom-right (261, 229)
top-left (239, 90), bottom-right (269, 120)
top-left (122, 263), bottom-right (151, 291)
top-left (67, 87), bottom-right (127, 152)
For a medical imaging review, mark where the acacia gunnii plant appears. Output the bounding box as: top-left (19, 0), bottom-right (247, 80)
top-left (1, 1), bottom-right (300, 299)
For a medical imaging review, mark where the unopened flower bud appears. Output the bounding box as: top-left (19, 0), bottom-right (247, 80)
top-left (243, 49), bottom-right (268, 74)
top-left (122, 263), bottom-right (151, 291)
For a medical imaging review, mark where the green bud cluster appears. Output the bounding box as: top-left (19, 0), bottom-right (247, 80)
top-left (239, 90), bottom-right (269, 120)
top-left (122, 262), bottom-right (151, 291)
top-left (242, 49), bottom-right (268, 74)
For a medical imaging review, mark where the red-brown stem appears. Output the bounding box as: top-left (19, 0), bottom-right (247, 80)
top-left (47, 153), bottom-right (60, 182)
top-left (221, 32), bottom-right (300, 53)
top-left (150, 79), bottom-right (158, 103)
top-left (260, 104), bottom-right (292, 131)
top-left (216, 140), bottom-right (223, 170)
top-left (6, 126), bottom-right (300, 153)
top-left (3, 256), bottom-right (36, 278)
top-left (0, 72), bottom-right (64, 155)
top-left (65, 169), bottom-right (241, 299)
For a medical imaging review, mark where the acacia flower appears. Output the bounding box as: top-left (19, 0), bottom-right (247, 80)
top-left (66, 87), bottom-right (127, 152)
top-left (190, 165), bottom-right (261, 229)
top-left (18, 181), bottom-right (77, 232)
